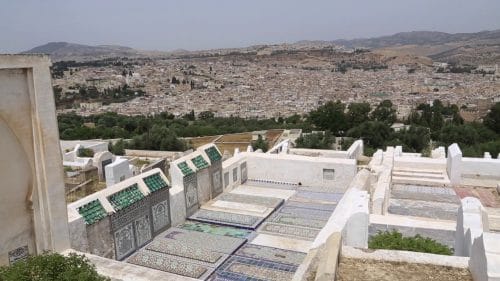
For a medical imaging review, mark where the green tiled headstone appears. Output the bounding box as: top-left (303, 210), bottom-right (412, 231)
top-left (143, 173), bottom-right (168, 192)
top-left (191, 155), bottom-right (209, 169)
top-left (78, 199), bottom-right (107, 225)
top-left (205, 146), bottom-right (222, 162)
top-left (178, 161), bottom-right (194, 176)
top-left (108, 183), bottom-right (144, 211)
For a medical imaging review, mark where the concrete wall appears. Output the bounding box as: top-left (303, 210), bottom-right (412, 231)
top-left (0, 55), bottom-right (70, 265)
top-left (222, 154), bottom-right (245, 191)
top-left (394, 157), bottom-right (447, 171)
top-left (246, 153), bottom-right (357, 189)
top-left (469, 232), bottom-right (500, 281)
top-left (289, 148), bottom-right (349, 158)
top-left (455, 197), bottom-right (488, 257)
top-left (105, 158), bottom-right (132, 187)
top-left (462, 158), bottom-right (500, 178)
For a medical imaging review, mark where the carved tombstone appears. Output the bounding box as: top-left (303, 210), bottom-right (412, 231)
top-left (0, 55), bottom-right (70, 265)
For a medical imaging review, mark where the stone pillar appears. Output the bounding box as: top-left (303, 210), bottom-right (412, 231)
top-left (447, 143), bottom-right (462, 186)
top-left (454, 197), bottom-right (484, 257)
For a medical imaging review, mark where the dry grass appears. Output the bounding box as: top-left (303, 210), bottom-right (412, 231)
top-left (336, 258), bottom-right (472, 281)
top-left (217, 132), bottom-right (252, 143)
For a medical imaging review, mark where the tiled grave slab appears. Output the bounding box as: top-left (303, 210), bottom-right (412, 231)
top-left (250, 233), bottom-right (311, 253)
top-left (291, 191), bottom-right (343, 202)
top-left (163, 228), bottom-right (246, 254)
top-left (278, 206), bottom-right (333, 220)
top-left (388, 198), bottom-right (459, 220)
top-left (211, 256), bottom-right (298, 281)
top-left (232, 185), bottom-right (296, 200)
top-left (258, 222), bottom-right (319, 241)
top-left (297, 185), bottom-right (347, 193)
top-left (210, 200), bottom-right (270, 215)
top-left (128, 250), bottom-right (209, 279)
top-left (283, 200), bottom-right (336, 212)
top-left (217, 192), bottom-right (283, 208)
top-left (391, 184), bottom-right (460, 203)
top-left (266, 212), bottom-right (327, 229)
top-left (146, 238), bottom-right (224, 264)
top-left (190, 209), bottom-right (264, 229)
top-left (179, 221), bottom-right (252, 239)
top-left (234, 244), bottom-right (306, 266)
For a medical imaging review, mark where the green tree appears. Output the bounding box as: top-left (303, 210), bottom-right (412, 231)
top-left (347, 102), bottom-right (371, 127)
top-left (484, 102), bottom-right (500, 134)
top-left (252, 134), bottom-right (268, 152)
top-left (347, 121), bottom-right (392, 149)
top-left (0, 252), bottom-right (110, 281)
top-left (308, 101), bottom-right (347, 135)
top-left (295, 131), bottom-right (333, 149)
top-left (198, 111), bottom-right (215, 120)
top-left (371, 100), bottom-right (396, 125)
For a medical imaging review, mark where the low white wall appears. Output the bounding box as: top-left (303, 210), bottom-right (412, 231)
top-left (222, 154), bottom-right (245, 191)
top-left (469, 232), bottom-right (500, 281)
top-left (455, 197), bottom-right (488, 257)
top-left (312, 169), bottom-right (371, 249)
top-left (289, 148), bottom-right (349, 159)
top-left (372, 169), bottom-right (391, 215)
top-left (462, 158), bottom-right (500, 178)
top-left (394, 157), bottom-right (446, 170)
top-left (246, 153), bottom-right (357, 189)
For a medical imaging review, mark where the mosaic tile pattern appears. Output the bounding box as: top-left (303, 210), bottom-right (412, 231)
top-left (179, 221), bottom-right (252, 239)
top-left (190, 209), bottom-right (263, 229)
top-left (259, 222), bottom-right (319, 241)
top-left (77, 199), bottom-right (107, 225)
top-left (234, 244), bottom-right (306, 266)
top-left (278, 206), bottom-right (332, 220)
top-left (245, 180), bottom-right (297, 190)
top-left (212, 256), bottom-right (297, 281)
top-left (108, 183), bottom-right (144, 211)
top-left (284, 200), bottom-right (337, 212)
top-left (128, 250), bottom-right (208, 279)
top-left (291, 191), bottom-right (343, 202)
top-left (267, 212), bottom-right (327, 229)
top-left (217, 193), bottom-right (283, 208)
top-left (146, 238), bottom-right (224, 263)
top-left (163, 228), bottom-right (246, 254)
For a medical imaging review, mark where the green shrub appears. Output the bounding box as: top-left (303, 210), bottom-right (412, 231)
top-left (369, 230), bottom-right (453, 255)
top-left (0, 252), bottom-right (110, 281)
top-left (77, 147), bottom-right (94, 157)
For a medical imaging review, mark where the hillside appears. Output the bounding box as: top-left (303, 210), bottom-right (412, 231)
top-left (22, 42), bottom-right (139, 61)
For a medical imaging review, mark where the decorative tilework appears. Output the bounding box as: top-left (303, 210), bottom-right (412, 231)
top-left (77, 199), bottom-right (107, 225)
top-left (292, 191), bottom-right (343, 202)
top-left (143, 173), bottom-right (168, 192)
top-left (192, 155), bottom-right (210, 169)
top-left (147, 238), bottom-right (224, 263)
top-left (258, 222), bottom-right (319, 241)
top-left (234, 244), bottom-right (306, 266)
top-left (213, 256), bottom-right (297, 281)
top-left (205, 146), bottom-right (222, 162)
top-left (108, 183), bottom-right (144, 211)
top-left (178, 161), bottom-right (195, 176)
top-left (179, 221), bottom-right (252, 239)
top-left (278, 206), bottom-right (333, 220)
top-left (284, 200), bottom-right (337, 212)
top-left (267, 212), bottom-right (327, 229)
top-left (190, 209), bottom-right (263, 229)
top-left (163, 228), bottom-right (246, 254)
top-left (128, 250), bottom-right (208, 279)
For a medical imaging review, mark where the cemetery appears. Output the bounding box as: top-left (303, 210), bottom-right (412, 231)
top-left (1, 55), bottom-right (499, 281)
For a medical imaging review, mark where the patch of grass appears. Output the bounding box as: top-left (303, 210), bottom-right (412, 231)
top-left (369, 230), bottom-right (453, 255)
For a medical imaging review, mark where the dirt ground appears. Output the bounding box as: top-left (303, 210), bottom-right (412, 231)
top-left (336, 258), bottom-right (473, 281)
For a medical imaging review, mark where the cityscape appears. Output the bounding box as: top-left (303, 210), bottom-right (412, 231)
top-left (1, 1), bottom-right (500, 281)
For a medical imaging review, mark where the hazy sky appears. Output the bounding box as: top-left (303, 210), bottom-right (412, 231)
top-left (1, 0), bottom-right (500, 53)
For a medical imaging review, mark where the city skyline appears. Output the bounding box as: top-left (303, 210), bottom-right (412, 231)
top-left (1, 0), bottom-right (500, 53)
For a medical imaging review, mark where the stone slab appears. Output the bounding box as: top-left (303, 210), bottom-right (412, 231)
top-left (179, 221), bottom-right (252, 239)
top-left (278, 206), bottom-right (333, 220)
top-left (258, 222), bottom-right (319, 241)
top-left (232, 185), bottom-right (296, 200)
top-left (283, 200), bottom-right (337, 212)
top-left (211, 200), bottom-right (270, 215)
top-left (234, 244), bottom-right (306, 266)
top-left (146, 238), bottom-right (225, 264)
top-left (391, 184), bottom-right (460, 204)
top-left (291, 191), bottom-right (343, 203)
top-left (162, 228), bottom-right (245, 254)
top-left (266, 212), bottom-right (328, 229)
top-left (127, 250), bottom-right (209, 279)
top-left (250, 233), bottom-right (311, 253)
top-left (388, 198), bottom-right (459, 221)
top-left (189, 209), bottom-right (264, 229)
top-left (216, 192), bottom-right (283, 208)
top-left (211, 256), bottom-right (298, 281)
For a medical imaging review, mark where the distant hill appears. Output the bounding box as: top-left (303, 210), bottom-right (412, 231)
top-left (331, 29), bottom-right (500, 65)
top-left (22, 42), bottom-right (139, 61)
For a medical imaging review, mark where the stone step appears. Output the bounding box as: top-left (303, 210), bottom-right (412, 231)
top-left (392, 176), bottom-right (450, 187)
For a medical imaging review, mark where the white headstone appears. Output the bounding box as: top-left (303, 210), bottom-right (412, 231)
top-left (447, 143), bottom-right (462, 186)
